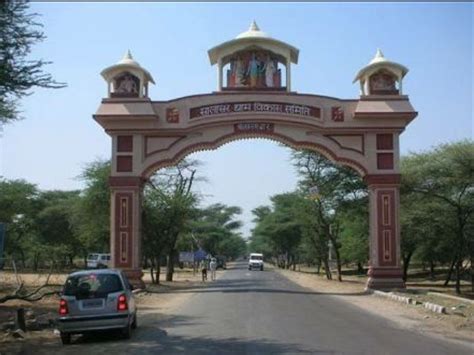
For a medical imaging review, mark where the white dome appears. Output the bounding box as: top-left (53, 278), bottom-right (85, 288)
top-left (117, 50), bottom-right (140, 67)
top-left (236, 21), bottom-right (271, 39)
top-left (369, 49), bottom-right (388, 65)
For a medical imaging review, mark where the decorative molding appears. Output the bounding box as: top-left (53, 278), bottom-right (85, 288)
top-left (166, 107), bottom-right (180, 123)
top-left (377, 153), bottom-right (394, 170)
top-left (117, 156), bottom-right (133, 172)
top-left (376, 133), bottom-right (393, 150)
top-left (117, 135), bottom-right (133, 152)
top-left (324, 134), bottom-right (365, 155)
top-left (114, 192), bottom-right (133, 268)
top-left (145, 135), bottom-right (187, 158)
top-left (353, 111), bottom-right (417, 121)
top-left (364, 174), bottom-right (401, 186)
top-left (142, 131), bottom-right (369, 178)
top-left (331, 106), bottom-right (344, 122)
top-left (377, 190), bottom-right (396, 267)
top-left (109, 176), bottom-right (145, 187)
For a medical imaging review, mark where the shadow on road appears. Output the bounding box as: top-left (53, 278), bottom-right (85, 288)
top-left (145, 277), bottom-right (369, 297)
top-left (33, 314), bottom-right (332, 354)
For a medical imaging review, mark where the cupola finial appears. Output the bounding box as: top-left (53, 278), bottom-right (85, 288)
top-left (123, 49), bottom-right (133, 61)
top-left (249, 20), bottom-right (260, 32)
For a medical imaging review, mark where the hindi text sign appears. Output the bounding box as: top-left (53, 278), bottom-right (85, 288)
top-left (190, 101), bottom-right (321, 119)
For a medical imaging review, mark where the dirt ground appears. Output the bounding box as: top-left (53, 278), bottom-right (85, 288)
top-left (0, 267), bottom-right (221, 352)
top-left (274, 266), bottom-right (474, 346)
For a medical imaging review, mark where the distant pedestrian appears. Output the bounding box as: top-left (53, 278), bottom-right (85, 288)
top-left (210, 257), bottom-right (217, 281)
top-left (201, 261), bottom-right (208, 282)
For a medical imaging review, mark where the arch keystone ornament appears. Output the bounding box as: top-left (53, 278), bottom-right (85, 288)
top-left (94, 23), bottom-right (417, 290)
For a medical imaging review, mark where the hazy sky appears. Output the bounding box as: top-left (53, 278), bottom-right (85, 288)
top-left (1, 3), bottom-right (472, 238)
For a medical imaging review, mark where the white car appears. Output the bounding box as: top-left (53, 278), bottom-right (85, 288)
top-left (87, 253), bottom-right (111, 269)
top-left (248, 253), bottom-right (264, 271)
top-left (57, 269), bottom-right (137, 344)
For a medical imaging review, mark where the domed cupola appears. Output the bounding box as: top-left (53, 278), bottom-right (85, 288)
top-left (101, 50), bottom-right (155, 98)
top-left (353, 49), bottom-right (409, 96)
top-left (208, 21), bottom-right (299, 92)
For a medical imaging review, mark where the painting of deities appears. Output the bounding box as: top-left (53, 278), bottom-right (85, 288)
top-left (369, 70), bottom-right (398, 95)
top-left (227, 50), bottom-right (282, 90)
top-left (112, 72), bottom-right (140, 98)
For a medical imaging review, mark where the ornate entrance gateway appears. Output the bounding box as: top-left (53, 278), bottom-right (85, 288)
top-left (94, 22), bottom-right (417, 290)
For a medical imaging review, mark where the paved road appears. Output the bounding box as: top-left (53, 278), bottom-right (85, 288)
top-left (36, 262), bottom-right (473, 354)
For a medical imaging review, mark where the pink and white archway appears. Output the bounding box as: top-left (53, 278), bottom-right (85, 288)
top-left (94, 22), bottom-right (417, 290)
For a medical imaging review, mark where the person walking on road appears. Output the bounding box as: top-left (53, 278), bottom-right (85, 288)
top-left (209, 257), bottom-right (217, 281)
top-left (201, 260), bottom-right (208, 282)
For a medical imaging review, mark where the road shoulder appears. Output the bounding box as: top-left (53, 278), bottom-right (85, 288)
top-left (274, 267), bottom-right (474, 347)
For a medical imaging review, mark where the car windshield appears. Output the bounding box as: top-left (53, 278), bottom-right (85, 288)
top-left (63, 273), bottom-right (123, 299)
top-left (250, 256), bottom-right (263, 260)
top-left (87, 254), bottom-right (99, 260)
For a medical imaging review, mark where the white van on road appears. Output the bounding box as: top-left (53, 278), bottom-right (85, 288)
top-left (248, 253), bottom-right (264, 271)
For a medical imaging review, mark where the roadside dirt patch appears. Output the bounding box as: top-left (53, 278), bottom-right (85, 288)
top-left (275, 267), bottom-right (474, 346)
top-left (0, 268), bottom-right (222, 354)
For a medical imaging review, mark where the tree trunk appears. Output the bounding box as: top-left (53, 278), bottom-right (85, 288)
top-left (316, 261), bottom-right (321, 274)
top-left (166, 252), bottom-right (175, 282)
top-left (323, 257), bottom-right (332, 280)
top-left (150, 258), bottom-right (155, 284)
top-left (330, 237), bottom-right (342, 282)
top-left (471, 255), bottom-right (474, 293)
top-left (357, 262), bottom-right (364, 274)
top-left (155, 256), bottom-right (161, 284)
top-left (33, 253), bottom-right (39, 271)
top-left (455, 259), bottom-right (462, 294)
top-left (19, 249), bottom-right (26, 269)
top-left (429, 260), bottom-right (436, 280)
top-left (444, 258), bottom-right (456, 286)
top-left (402, 251), bottom-right (413, 282)
top-left (83, 254), bottom-right (87, 269)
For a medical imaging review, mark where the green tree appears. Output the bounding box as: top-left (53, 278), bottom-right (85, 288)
top-left (34, 190), bottom-right (81, 268)
top-left (191, 203), bottom-right (244, 259)
top-left (251, 193), bottom-right (305, 270)
top-left (402, 140), bottom-right (474, 293)
top-left (73, 160), bottom-right (111, 263)
top-left (142, 186), bottom-right (175, 284)
top-left (0, 0), bottom-right (65, 123)
top-left (338, 198), bottom-right (369, 274)
top-left (292, 150), bottom-right (367, 281)
top-left (0, 179), bottom-right (39, 267)
top-left (147, 160), bottom-right (200, 282)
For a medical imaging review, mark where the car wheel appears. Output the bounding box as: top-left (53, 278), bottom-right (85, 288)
top-left (131, 313), bottom-right (137, 329)
top-left (261, 266), bottom-right (264, 271)
top-left (60, 332), bottom-right (71, 345)
top-left (122, 321), bottom-right (132, 339)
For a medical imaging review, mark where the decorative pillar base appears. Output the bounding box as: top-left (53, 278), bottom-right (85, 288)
top-left (365, 266), bottom-right (406, 290)
top-left (109, 176), bottom-right (145, 291)
top-left (123, 268), bottom-right (145, 290)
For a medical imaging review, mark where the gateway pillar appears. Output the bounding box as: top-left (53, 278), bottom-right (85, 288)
top-left (365, 174), bottom-right (405, 290)
top-left (109, 176), bottom-right (145, 289)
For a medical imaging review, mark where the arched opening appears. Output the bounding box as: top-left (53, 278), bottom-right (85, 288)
top-left (140, 137), bottom-right (370, 286)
